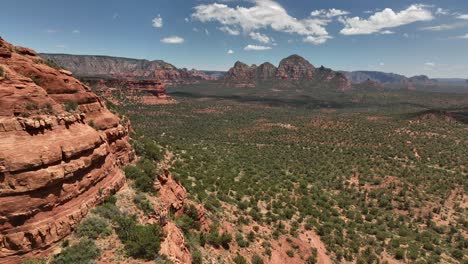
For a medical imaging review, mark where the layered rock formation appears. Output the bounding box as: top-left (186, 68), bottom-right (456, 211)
top-left (0, 38), bottom-right (134, 262)
top-left (40, 54), bottom-right (215, 85)
top-left (83, 77), bottom-right (175, 105)
top-left (224, 55), bottom-right (351, 90)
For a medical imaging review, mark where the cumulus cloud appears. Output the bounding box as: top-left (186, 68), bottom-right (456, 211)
top-left (457, 33), bottom-right (468, 39)
top-left (425, 62), bottom-right (436, 66)
top-left (218, 26), bottom-right (240, 35)
top-left (227, 49), bottom-right (234, 54)
top-left (244, 44), bottom-right (272, 51)
top-left (380, 30), bottom-right (395, 34)
top-left (303, 35), bottom-right (332, 44)
top-left (249, 32), bottom-right (271, 43)
top-left (152, 15), bottom-right (163, 28)
top-left (311, 8), bottom-right (350, 18)
top-left (339, 4), bottom-right (434, 35)
top-left (458, 14), bottom-right (468, 20)
top-left (192, 0), bottom-right (331, 44)
top-left (160, 36), bottom-right (185, 44)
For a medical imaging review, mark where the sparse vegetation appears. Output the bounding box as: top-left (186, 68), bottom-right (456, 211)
top-left (64, 100), bottom-right (78, 112)
top-left (76, 216), bottom-right (111, 239)
top-left (114, 88), bottom-right (468, 263)
top-left (52, 238), bottom-right (100, 264)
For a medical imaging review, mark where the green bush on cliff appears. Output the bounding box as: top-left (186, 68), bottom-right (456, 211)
top-left (123, 158), bottom-right (156, 194)
top-left (76, 216), bottom-right (111, 239)
top-left (52, 238), bottom-right (100, 264)
top-left (133, 193), bottom-right (154, 214)
top-left (115, 215), bottom-right (163, 260)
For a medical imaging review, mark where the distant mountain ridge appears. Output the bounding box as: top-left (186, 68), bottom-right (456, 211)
top-left (223, 54), bottom-right (351, 91)
top-left (40, 53), bottom-right (217, 85)
top-left (341, 71), bottom-right (437, 85)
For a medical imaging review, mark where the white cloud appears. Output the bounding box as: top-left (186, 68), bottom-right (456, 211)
top-left (436, 8), bottom-right (449, 15)
top-left (421, 22), bottom-right (467, 31)
top-left (311, 8), bottom-right (350, 18)
top-left (55, 44), bottom-right (66, 48)
top-left (46, 29), bottom-right (58, 34)
top-left (218, 26), bottom-right (240, 35)
top-left (160, 36), bottom-right (185, 44)
top-left (185, 17), bottom-right (190, 22)
top-left (113, 13), bottom-right (119, 20)
top-left (303, 35), bottom-right (332, 44)
top-left (205, 28), bottom-right (210, 35)
top-left (457, 34), bottom-right (468, 39)
top-left (249, 32), bottom-right (271, 43)
top-left (380, 30), bottom-right (395, 34)
top-left (72, 29), bottom-right (80, 34)
top-left (152, 15), bottom-right (163, 28)
top-left (192, 0), bottom-right (331, 44)
top-left (227, 49), bottom-right (234, 54)
top-left (379, 62), bottom-right (385, 66)
top-left (339, 4), bottom-right (434, 35)
top-left (424, 62), bottom-right (436, 66)
top-left (458, 14), bottom-right (468, 20)
top-left (244, 44), bottom-right (272, 51)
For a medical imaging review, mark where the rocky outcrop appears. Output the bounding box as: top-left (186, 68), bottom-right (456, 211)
top-left (154, 170), bottom-right (187, 212)
top-left (40, 54), bottom-right (215, 86)
top-left (257, 62), bottom-right (277, 80)
top-left (0, 38), bottom-right (134, 262)
top-left (160, 222), bottom-right (192, 264)
top-left (223, 55), bottom-right (351, 90)
top-left (276, 55), bottom-right (315, 80)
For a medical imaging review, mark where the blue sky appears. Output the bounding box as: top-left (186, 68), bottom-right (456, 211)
top-left (1, 0), bottom-right (468, 78)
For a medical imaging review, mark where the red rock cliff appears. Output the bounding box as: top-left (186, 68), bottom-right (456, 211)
top-left (0, 38), bottom-right (134, 262)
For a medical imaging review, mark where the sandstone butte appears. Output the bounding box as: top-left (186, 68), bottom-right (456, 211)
top-left (0, 37), bottom-right (135, 263)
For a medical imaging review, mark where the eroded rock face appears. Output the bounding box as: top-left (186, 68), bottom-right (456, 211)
top-left (160, 222), bottom-right (192, 264)
top-left (223, 55), bottom-right (351, 90)
top-left (0, 37), bottom-right (134, 262)
top-left (39, 54), bottom-right (214, 86)
top-left (276, 54), bottom-right (315, 80)
top-left (154, 170), bottom-right (187, 212)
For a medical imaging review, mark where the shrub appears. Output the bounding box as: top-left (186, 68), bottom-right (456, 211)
top-left (88, 119), bottom-right (97, 130)
top-left (44, 59), bottom-right (61, 70)
top-left (25, 102), bottom-right (39, 110)
top-left (175, 215), bottom-right (196, 234)
top-left (93, 197), bottom-right (120, 220)
top-left (21, 258), bottom-right (47, 264)
top-left (251, 254), bottom-right (264, 264)
top-left (31, 76), bottom-right (42, 86)
top-left (52, 239), bottom-right (100, 264)
top-left (286, 250), bottom-right (294, 257)
top-left (76, 217), bottom-right (111, 239)
top-left (451, 249), bottom-right (463, 260)
top-left (233, 254), bottom-right (248, 264)
top-left (115, 215), bottom-right (162, 260)
top-left (64, 100), bottom-right (78, 112)
top-left (220, 232), bottom-right (232, 249)
top-left (235, 233), bottom-right (249, 248)
top-left (192, 250), bottom-right (203, 264)
top-left (134, 193), bottom-right (154, 215)
top-left (123, 160), bottom-right (156, 194)
top-left (0, 66), bottom-right (4, 77)
top-left (395, 248), bottom-right (405, 260)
